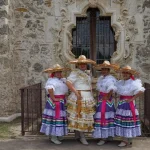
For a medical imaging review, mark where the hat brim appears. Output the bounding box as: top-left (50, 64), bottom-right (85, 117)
top-left (43, 68), bottom-right (70, 73)
top-left (93, 64), bottom-right (119, 70)
top-left (70, 59), bottom-right (96, 65)
top-left (119, 68), bottom-right (138, 75)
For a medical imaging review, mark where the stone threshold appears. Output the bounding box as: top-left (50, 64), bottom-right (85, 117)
top-left (0, 113), bottom-right (21, 122)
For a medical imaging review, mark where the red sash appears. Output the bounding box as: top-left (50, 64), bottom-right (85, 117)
top-left (100, 92), bottom-right (108, 125)
top-left (54, 95), bottom-right (65, 118)
top-left (120, 95), bottom-right (136, 124)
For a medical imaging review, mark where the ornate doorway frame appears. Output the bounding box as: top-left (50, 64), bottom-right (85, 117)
top-left (62, 1), bottom-right (125, 64)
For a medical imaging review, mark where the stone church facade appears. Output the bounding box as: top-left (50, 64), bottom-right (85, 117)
top-left (0, 0), bottom-right (150, 119)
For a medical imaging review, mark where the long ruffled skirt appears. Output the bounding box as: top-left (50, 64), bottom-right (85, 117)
top-left (114, 99), bottom-right (141, 138)
top-left (67, 91), bottom-right (96, 132)
top-left (93, 94), bottom-right (115, 138)
top-left (40, 98), bottom-right (68, 136)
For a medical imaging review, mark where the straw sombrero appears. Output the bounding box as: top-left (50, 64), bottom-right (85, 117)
top-left (119, 65), bottom-right (138, 75)
top-left (94, 60), bottom-right (119, 70)
top-left (69, 55), bottom-right (96, 65)
top-left (43, 64), bottom-right (70, 73)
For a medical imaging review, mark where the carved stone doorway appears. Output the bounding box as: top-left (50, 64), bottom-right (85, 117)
top-left (71, 8), bottom-right (116, 64)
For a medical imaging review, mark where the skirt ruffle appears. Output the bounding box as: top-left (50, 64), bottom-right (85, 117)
top-left (114, 100), bottom-right (141, 138)
top-left (93, 94), bottom-right (115, 138)
top-left (40, 98), bottom-right (68, 136)
top-left (67, 92), bottom-right (96, 132)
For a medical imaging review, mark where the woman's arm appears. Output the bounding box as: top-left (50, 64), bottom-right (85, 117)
top-left (66, 81), bottom-right (82, 99)
top-left (126, 91), bottom-right (143, 103)
top-left (102, 90), bottom-right (113, 100)
top-left (48, 89), bottom-right (60, 101)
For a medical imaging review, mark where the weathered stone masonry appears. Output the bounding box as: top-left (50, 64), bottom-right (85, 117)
top-left (0, 0), bottom-right (150, 119)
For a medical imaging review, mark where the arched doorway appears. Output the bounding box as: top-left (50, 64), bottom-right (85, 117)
top-left (72, 8), bottom-right (116, 64)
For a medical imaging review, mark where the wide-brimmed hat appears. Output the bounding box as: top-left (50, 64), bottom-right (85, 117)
top-left (119, 65), bottom-right (138, 75)
top-left (94, 60), bottom-right (119, 70)
top-left (43, 64), bottom-right (70, 73)
top-left (69, 55), bottom-right (96, 65)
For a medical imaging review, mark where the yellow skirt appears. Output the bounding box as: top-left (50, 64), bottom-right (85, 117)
top-left (67, 91), bottom-right (96, 132)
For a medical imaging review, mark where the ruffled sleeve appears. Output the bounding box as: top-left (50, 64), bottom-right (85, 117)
top-left (106, 76), bottom-right (117, 93)
top-left (132, 79), bottom-right (145, 95)
top-left (67, 71), bottom-right (77, 84)
top-left (96, 75), bottom-right (117, 93)
top-left (96, 76), bottom-right (103, 91)
top-left (45, 78), bottom-right (56, 92)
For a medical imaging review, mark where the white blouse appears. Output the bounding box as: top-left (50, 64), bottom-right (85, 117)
top-left (45, 77), bottom-right (68, 95)
top-left (116, 79), bottom-right (145, 96)
top-left (67, 69), bottom-right (92, 90)
top-left (96, 75), bottom-right (117, 93)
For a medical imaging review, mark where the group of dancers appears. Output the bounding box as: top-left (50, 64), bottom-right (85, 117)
top-left (40, 55), bottom-right (145, 147)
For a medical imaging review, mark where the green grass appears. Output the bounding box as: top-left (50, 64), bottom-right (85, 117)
top-left (0, 117), bottom-right (21, 139)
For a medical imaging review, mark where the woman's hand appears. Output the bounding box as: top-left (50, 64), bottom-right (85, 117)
top-left (102, 96), bottom-right (108, 100)
top-left (75, 91), bottom-right (82, 100)
top-left (76, 94), bottom-right (82, 100)
top-left (126, 97), bottom-right (134, 103)
top-left (53, 98), bottom-right (61, 101)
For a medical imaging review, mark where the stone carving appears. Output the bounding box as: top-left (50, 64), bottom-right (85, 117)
top-left (89, 0), bottom-right (98, 7)
top-left (50, 7), bottom-right (71, 65)
top-left (50, 26), bottom-right (63, 64)
top-left (114, 29), bottom-right (121, 41)
top-left (61, 8), bottom-right (69, 27)
top-left (64, 0), bottom-right (75, 5)
top-left (134, 5), bottom-right (144, 42)
top-left (114, 0), bottom-right (145, 57)
top-left (116, 1), bottom-right (139, 60)
top-left (66, 30), bottom-right (75, 57)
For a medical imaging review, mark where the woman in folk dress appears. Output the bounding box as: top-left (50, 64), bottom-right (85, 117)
top-left (93, 61), bottom-right (119, 145)
top-left (66, 55), bottom-right (96, 145)
top-left (40, 64), bottom-right (69, 144)
top-left (114, 66), bottom-right (145, 147)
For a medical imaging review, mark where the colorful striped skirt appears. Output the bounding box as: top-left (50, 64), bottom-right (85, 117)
top-left (114, 96), bottom-right (141, 138)
top-left (93, 92), bottom-right (115, 138)
top-left (40, 96), bottom-right (68, 136)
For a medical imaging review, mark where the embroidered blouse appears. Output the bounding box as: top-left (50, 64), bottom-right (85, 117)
top-left (116, 79), bottom-right (145, 96)
top-left (45, 77), bottom-right (68, 95)
top-left (96, 75), bottom-right (117, 93)
top-left (67, 69), bottom-right (92, 90)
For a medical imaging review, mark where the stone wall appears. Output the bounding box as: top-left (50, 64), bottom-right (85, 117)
top-left (0, 0), bottom-right (15, 116)
top-left (0, 0), bottom-right (150, 117)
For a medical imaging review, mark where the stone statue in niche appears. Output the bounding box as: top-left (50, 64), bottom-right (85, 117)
top-left (117, 6), bottom-right (139, 59)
